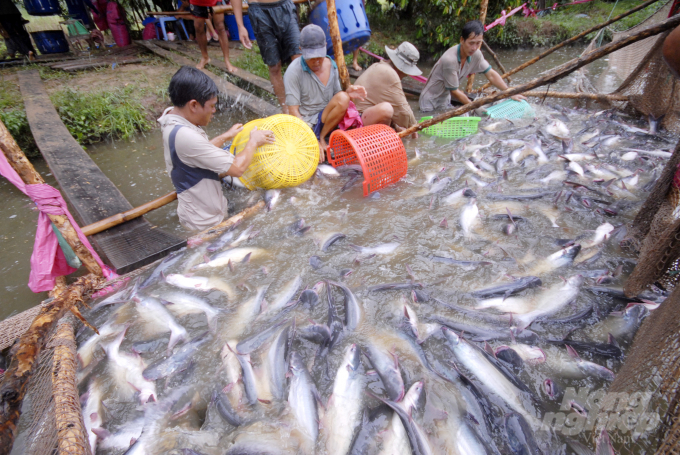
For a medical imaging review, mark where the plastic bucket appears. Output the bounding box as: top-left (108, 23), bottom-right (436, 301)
top-left (65, 0), bottom-right (92, 26)
top-left (31, 30), bottom-right (70, 54)
top-left (327, 124), bottom-right (407, 196)
top-left (309, 0), bottom-right (371, 55)
top-left (224, 14), bottom-right (255, 42)
top-left (23, 0), bottom-right (61, 16)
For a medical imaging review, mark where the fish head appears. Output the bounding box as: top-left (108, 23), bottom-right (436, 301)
top-left (289, 351), bottom-right (305, 375)
top-left (344, 344), bottom-right (361, 371)
top-left (562, 244), bottom-right (582, 261)
top-left (441, 326), bottom-right (460, 345)
top-left (543, 379), bottom-right (557, 398)
top-left (566, 274), bottom-right (585, 288)
top-left (624, 303), bottom-right (649, 321)
top-left (462, 188), bottom-right (476, 198)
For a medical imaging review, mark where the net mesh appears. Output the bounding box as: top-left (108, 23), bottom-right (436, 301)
top-left (1, 308), bottom-right (90, 455)
top-left (578, 0), bottom-right (680, 133)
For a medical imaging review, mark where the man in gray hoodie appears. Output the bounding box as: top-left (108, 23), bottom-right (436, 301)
top-left (158, 66), bottom-right (274, 231)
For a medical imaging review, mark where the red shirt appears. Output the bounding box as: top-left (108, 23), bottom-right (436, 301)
top-left (189, 0), bottom-right (219, 7)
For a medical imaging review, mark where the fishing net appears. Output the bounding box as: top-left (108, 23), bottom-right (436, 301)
top-left (600, 284), bottom-right (680, 454)
top-left (0, 308), bottom-right (91, 455)
top-left (577, 0), bottom-right (680, 133)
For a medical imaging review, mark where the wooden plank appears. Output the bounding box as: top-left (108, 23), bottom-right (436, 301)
top-left (136, 40), bottom-right (279, 118)
top-left (154, 40), bottom-right (275, 95)
top-left (61, 58), bottom-right (147, 72)
top-left (19, 69), bottom-right (186, 274)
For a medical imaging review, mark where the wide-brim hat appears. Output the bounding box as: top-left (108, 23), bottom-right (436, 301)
top-left (385, 42), bottom-right (422, 76)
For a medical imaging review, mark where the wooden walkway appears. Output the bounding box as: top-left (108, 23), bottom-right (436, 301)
top-left (47, 46), bottom-right (147, 72)
top-left (136, 40), bottom-right (279, 118)
top-left (19, 69), bottom-right (186, 274)
top-left (153, 40), bottom-right (275, 95)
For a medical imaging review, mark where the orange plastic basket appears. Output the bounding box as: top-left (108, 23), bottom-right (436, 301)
top-left (326, 124), bottom-right (408, 197)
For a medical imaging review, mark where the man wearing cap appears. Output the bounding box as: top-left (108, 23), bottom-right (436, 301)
top-left (285, 24), bottom-right (394, 161)
top-left (354, 41), bottom-right (421, 132)
top-left (232, 0), bottom-right (301, 114)
top-left (419, 20), bottom-right (525, 112)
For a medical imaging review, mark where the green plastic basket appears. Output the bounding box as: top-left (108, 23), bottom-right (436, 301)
top-left (485, 99), bottom-right (535, 119)
top-left (418, 116), bottom-right (481, 138)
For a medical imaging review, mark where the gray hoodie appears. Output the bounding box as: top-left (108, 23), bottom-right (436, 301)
top-left (158, 107), bottom-right (234, 231)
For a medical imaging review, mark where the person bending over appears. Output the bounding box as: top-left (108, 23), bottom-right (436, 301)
top-left (188, 0), bottom-right (234, 70)
top-left (232, 0), bottom-right (301, 113)
top-left (419, 20), bottom-right (525, 112)
top-left (158, 66), bottom-right (274, 231)
top-left (355, 41), bottom-right (422, 136)
top-left (284, 24), bottom-right (393, 161)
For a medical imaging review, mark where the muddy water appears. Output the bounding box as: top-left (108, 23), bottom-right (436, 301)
top-left (0, 44), bottom-right (613, 321)
top-left (71, 96), bottom-right (675, 455)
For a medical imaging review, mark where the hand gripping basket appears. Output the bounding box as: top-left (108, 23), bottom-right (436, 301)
top-left (326, 124), bottom-right (408, 196)
top-left (230, 114), bottom-right (319, 190)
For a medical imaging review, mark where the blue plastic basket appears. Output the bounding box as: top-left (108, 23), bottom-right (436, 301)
top-left (485, 99), bottom-right (535, 119)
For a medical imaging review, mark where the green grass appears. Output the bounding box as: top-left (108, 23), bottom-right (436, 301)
top-left (231, 43), bottom-right (271, 80)
top-left (50, 86), bottom-right (154, 144)
top-left (0, 78), bottom-right (37, 157)
top-left (485, 0), bottom-right (667, 48)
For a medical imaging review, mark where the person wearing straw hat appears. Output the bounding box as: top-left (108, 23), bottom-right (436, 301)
top-left (284, 24), bottom-right (395, 162)
top-left (354, 42), bottom-right (421, 134)
top-left (419, 20), bottom-right (524, 112)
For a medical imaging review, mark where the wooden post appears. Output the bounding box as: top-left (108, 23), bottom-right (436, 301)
top-left (52, 316), bottom-right (89, 455)
top-left (0, 120), bottom-right (103, 277)
top-left (188, 200), bottom-right (266, 246)
top-left (326, 0), bottom-right (351, 90)
top-left (475, 0), bottom-right (662, 92)
top-left (0, 274), bottom-right (105, 455)
top-left (398, 11), bottom-right (680, 138)
top-left (466, 0), bottom-right (490, 92)
top-left (482, 40), bottom-right (510, 82)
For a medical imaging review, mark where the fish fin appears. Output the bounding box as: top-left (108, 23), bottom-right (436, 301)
top-left (258, 399), bottom-right (271, 404)
top-left (607, 333), bottom-right (620, 349)
top-left (366, 369), bottom-right (377, 376)
top-left (483, 342), bottom-right (495, 357)
top-left (464, 412), bottom-right (480, 425)
top-left (91, 427), bottom-right (111, 439)
top-left (349, 244), bottom-right (363, 252)
top-left (566, 345), bottom-right (580, 359)
top-left (595, 428), bottom-right (616, 455)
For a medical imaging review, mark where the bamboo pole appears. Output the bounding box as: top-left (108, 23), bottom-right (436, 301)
top-left (482, 40), bottom-right (510, 82)
top-left (0, 120), bottom-right (103, 277)
top-left (326, 0), bottom-right (351, 90)
top-left (398, 12), bottom-right (680, 138)
top-left (475, 0), bottom-right (662, 92)
top-left (523, 90), bottom-right (629, 101)
top-left (188, 199), bottom-right (265, 247)
top-left (466, 0), bottom-right (490, 92)
top-left (81, 191), bottom-right (177, 236)
top-left (0, 274), bottom-right (105, 455)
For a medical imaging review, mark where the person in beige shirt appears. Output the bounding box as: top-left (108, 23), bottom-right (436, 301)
top-left (159, 66), bottom-right (274, 231)
top-left (420, 20), bottom-right (525, 112)
top-left (355, 41), bottom-right (421, 131)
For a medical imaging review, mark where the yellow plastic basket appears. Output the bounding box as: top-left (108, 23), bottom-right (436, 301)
top-left (230, 114), bottom-right (320, 190)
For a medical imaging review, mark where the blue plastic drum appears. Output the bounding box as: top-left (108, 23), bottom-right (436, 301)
top-left (225, 14), bottom-right (256, 42)
top-left (31, 30), bottom-right (70, 54)
top-left (23, 0), bottom-right (61, 16)
top-left (64, 0), bottom-right (93, 26)
top-left (309, 0), bottom-right (371, 55)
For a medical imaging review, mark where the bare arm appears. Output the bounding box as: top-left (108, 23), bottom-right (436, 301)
top-left (288, 105), bottom-right (302, 119)
top-left (231, 1), bottom-right (252, 49)
top-left (450, 89), bottom-right (472, 105)
top-left (220, 127), bottom-right (275, 178)
top-left (210, 123), bottom-right (243, 148)
top-left (485, 69), bottom-right (526, 101)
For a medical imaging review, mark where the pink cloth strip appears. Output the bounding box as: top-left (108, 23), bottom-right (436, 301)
top-left (338, 100), bottom-right (364, 131)
top-left (0, 150), bottom-right (117, 292)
